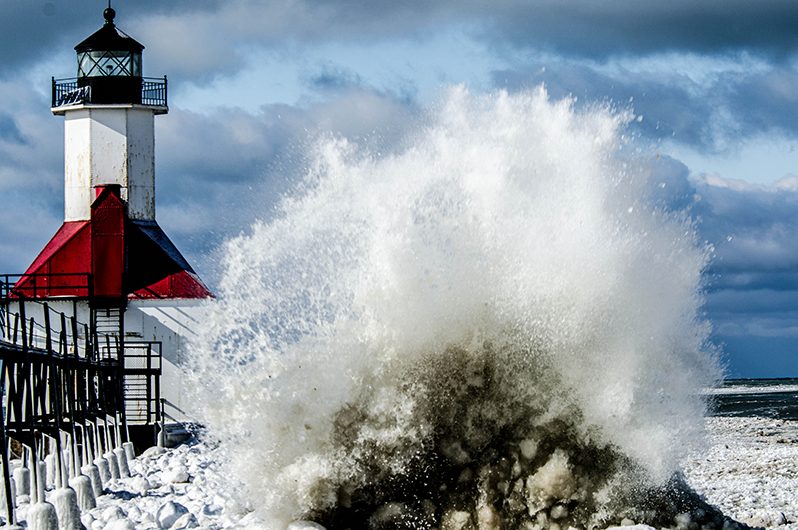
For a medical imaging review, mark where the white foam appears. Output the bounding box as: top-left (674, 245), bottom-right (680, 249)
top-left (187, 87), bottom-right (721, 525)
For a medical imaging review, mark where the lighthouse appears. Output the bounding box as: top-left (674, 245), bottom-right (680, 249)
top-left (6, 7), bottom-right (212, 445)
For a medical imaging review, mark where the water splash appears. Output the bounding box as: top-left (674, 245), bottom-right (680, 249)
top-left (188, 86), bottom-right (722, 529)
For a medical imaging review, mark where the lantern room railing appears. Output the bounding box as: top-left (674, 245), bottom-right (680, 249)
top-left (51, 76), bottom-right (167, 108)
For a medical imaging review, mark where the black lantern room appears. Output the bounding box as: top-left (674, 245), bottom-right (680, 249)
top-left (74, 7), bottom-right (144, 104)
top-left (51, 7), bottom-right (166, 109)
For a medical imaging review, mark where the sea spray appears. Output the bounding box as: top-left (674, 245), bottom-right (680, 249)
top-left (189, 87), bottom-right (723, 528)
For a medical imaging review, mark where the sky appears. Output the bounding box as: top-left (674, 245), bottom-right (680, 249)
top-left (0, 0), bottom-right (796, 377)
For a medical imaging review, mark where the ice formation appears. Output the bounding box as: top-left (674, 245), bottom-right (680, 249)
top-left (189, 87), bottom-right (724, 528)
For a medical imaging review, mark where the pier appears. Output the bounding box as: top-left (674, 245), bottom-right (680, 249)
top-left (0, 273), bottom-right (162, 522)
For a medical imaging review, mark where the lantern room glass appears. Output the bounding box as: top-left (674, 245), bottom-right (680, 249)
top-left (77, 50), bottom-right (141, 77)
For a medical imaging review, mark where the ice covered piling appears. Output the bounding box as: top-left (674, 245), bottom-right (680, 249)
top-left (13, 451), bottom-right (30, 502)
top-left (51, 488), bottom-right (82, 530)
top-left (69, 429), bottom-right (97, 510)
top-left (44, 454), bottom-right (56, 490)
top-left (190, 87), bottom-right (724, 528)
top-left (90, 421), bottom-right (110, 485)
top-left (68, 473), bottom-right (96, 512)
top-left (52, 434), bottom-right (82, 530)
top-left (123, 442), bottom-right (136, 463)
top-left (113, 414), bottom-right (131, 478)
top-left (103, 420), bottom-right (121, 480)
top-left (27, 444), bottom-right (57, 530)
top-left (80, 425), bottom-right (103, 498)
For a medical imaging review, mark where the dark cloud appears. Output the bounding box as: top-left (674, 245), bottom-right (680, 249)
top-left (492, 63), bottom-right (715, 148)
top-left (1, 0), bottom-right (796, 375)
top-left (0, 1), bottom-right (216, 76)
top-left (306, 65), bottom-right (363, 92)
top-left (492, 59), bottom-right (798, 152)
top-left (721, 68), bottom-right (798, 137)
top-left (719, 335), bottom-right (798, 377)
top-left (152, 87), bottom-right (420, 283)
top-left (7, 0), bottom-right (798, 84)
top-left (481, 0), bottom-right (798, 59)
top-left (637, 155), bottom-right (798, 373)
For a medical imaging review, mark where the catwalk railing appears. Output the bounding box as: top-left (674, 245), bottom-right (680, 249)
top-left (0, 289), bottom-right (162, 523)
top-left (0, 272), bottom-right (92, 299)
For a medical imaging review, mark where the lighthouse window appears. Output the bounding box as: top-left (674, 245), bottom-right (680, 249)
top-left (78, 50), bottom-right (141, 77)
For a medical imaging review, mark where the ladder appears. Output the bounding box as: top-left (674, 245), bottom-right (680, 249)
top-left (92, 306), bottom-right (123, 361)
top-left (122, 342), bottom-right (162, 425)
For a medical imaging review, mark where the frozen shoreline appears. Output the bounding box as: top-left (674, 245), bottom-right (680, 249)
top-left (682, 417), bottom-right (798, 530)
top-left (8, 416), bottom-right (795, 529)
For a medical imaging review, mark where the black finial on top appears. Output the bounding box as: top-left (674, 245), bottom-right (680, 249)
top-left (103, 5), bottom-right (116, 25)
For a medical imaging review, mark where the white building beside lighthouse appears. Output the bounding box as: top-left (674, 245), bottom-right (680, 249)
top-left (6, 7), bottom-right (212, 447)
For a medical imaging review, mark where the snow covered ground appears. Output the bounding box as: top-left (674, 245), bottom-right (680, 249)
top-left (12, 440), bottom-right (251, 530)
top-left (683, 417), bottom-right (798, 530)
top-left (6, 416), bottom-right (795, 529)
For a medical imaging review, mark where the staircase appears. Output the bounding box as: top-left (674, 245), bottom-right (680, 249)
top-left (92, 306), bottom-right (123, 361)
top-left (123, 342), bottom-right (162, 425)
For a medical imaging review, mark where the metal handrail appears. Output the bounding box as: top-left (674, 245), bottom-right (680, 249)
top-left (51, 76), bottom-right (167, 108)
top-left (1, 273), bottom-right (92, 300)
top-left (0, 298), bottom-right (90, 359)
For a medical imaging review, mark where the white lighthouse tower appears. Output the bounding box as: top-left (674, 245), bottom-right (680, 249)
top-left (9, 6), bottom-right (212, 447)
top-left (59, 6), bottom-right (163, 223)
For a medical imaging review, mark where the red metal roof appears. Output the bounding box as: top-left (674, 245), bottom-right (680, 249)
top-left (14, 189), bottom-right (211, 300)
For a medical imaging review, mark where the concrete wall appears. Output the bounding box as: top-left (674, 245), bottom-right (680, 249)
top-left (126, 300), bottom-right (211, 422)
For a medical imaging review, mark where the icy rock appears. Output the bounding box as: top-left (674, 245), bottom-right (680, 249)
top-left (742, 512), bottom-right (788, 528)
top-left (142, 446), bottom-right (167, 458)
top-left (442, 440), bottom-right (471, 464)
top-left (287, 521), bottom-right (328, 530)
top-left (369, 502), bottom-right (411, 527)
top-left (102, 505), bottom-right (127, 522)
top-left (105, 520), bottom-right (136, 530)
top-left (606, 526), bottom-right (656, 530)
top-left (171, 512), bottom-right (199, 529)
top-left (441, 510), bottom-right (472, 530)
top-left (674, 513), bottom-right (692, 530)
top-left (131, 475), bottom-right (153, 493)
top-left (127, 505), bottom-right (143, 521)
top-left (157, 501), bottom-right (189, 529)
top-left (163, 465), bottom-right (190, 484)
top-left (525, 449), bottom-right (576, 512)
top-left (477, 503), bottom-right (499, 529)
top-left (81, 513), bottom-right (95, 528)
top-left (550, 504), bottom-right (569, 520)
top-left (519, 438), bottom-right (538, 460)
